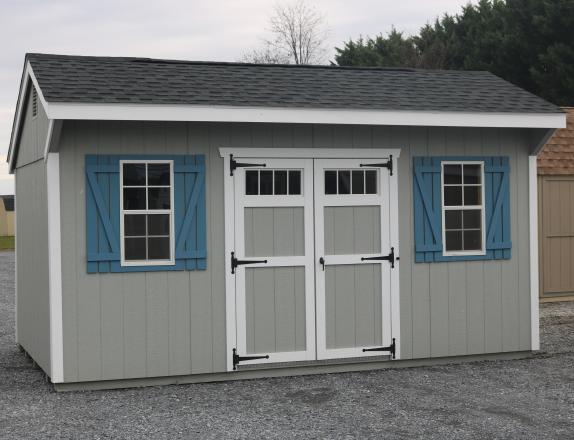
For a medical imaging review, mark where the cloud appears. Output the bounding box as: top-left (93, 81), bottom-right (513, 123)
top-left (0, 0), bottom-right (474, 156)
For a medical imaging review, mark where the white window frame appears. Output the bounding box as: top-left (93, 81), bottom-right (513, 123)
top-left (441, 160), bottom-right (486, 257)
top-left (119, 159), bottom-right (175, 267)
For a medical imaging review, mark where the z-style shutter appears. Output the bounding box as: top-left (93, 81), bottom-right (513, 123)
top-left (484, 156), bottom-right (511, 259)
top-left (86, 155), bottom-right (121, 273)
top-left (174, 154), bottom-right (207, 270)
top-left (413, 157), bottom-right (443, 262)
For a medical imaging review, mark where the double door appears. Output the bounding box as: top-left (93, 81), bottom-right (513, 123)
top-left (230, 156), bottom-right (397, 369)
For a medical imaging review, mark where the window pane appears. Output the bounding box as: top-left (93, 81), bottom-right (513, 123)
top-left (123, 188), bottom-right (146, 210)
top-left (338, 170), bottom-right (351, 194)
top-left (464, 165), bottom-right (481, 184)
top-left (464, 230), bottom-right (482, 251)
top-left (445, 230), bottom-right (462, 251)
top-left (147, 214), bottom-right (170, 236)
top-left (148, 237), bottom-right (170, 260)
top-left (463, 209), bottom-right (481, 229)
top-left (444, 186), bottom-right (462, 206)
top-left (148, 164), bottom-right (170, 186)
top-left (125, 237), bottom-right (146, 260)
top-left (365, 170), bottom-right (377, 194)
top-left (246, 171), bottom-right (259, 195)
top-left (274, 170), bottom-right (288, 195)
top-left (124, 214), bottom-right (146, 236)
top-left (352, 170), bottom-right (364, 194)
top-left (148, 188), bottom-right (171, 209)
top-left (325, 171), bottom-right (337, 194)
top-left (260, 170), bottom-right (273, 195)
top-left (464, 186), bottom-right (481, 206)
top-left (289, 170), bottom-right (301, 195)
top-left (445, 210), bottom-right (462, 230)
top-left (444, 165), bottom-right (462, 184)
top-left (123, 163), bottom-right (146, 186)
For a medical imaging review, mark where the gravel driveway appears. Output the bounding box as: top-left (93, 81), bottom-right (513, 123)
top-left (0, 251), bottom-right (573, 439)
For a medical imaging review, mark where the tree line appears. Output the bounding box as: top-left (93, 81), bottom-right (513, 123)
top-left (244, 0), bottom-right (574, 106)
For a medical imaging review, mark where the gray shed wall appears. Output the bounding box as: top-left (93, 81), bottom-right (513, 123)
top-left (57, 121), bottom-right (533, 383)
top-left (14, 87), bottom-right (51, 375)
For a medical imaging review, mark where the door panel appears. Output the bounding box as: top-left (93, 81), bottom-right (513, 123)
top-left (315, 158), bottom-right (393, 360)
top-left (324, 206), bottom-right (381, 255)
top-left (234, 158), bottom-right (315, 366)
top-left (325, 264), bottom-right (382, 349)
top-left (244, 207), bottom-right (305, 257)
top-left (245, 266), bottom-right (306, 354)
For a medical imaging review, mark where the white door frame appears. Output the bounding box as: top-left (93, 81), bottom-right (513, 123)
top-left (233, 158), bottom-right (316, 366)
top-left (314, 158), bottom-right (394, 360)
top-left (220, 148), bottom-right (401, 372)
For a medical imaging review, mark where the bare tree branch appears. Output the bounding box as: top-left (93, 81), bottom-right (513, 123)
top-left (241, 0), bottom-right (328, 65)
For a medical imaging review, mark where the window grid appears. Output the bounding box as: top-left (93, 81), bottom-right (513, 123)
top-left (441, 162), bottom-right (485, 256)
top-left (324, 169), bottom-right (378, 195)
top-left (120, 160), bottom-right (175, 266)
top-left (245, 169), bottom-right (302, 195)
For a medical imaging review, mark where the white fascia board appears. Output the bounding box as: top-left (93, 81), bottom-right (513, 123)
top-left (46, 102), bottom-right (567, 129)
top-left (8, 62), bottom-right (51, 172)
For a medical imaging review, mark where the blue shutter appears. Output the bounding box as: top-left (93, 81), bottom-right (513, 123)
top-left (413, 157), bottom-right (443, 262)
top-left (413, 156), bottom-right (511, 263)
top-left (85, 154), bottom-right (207, 273)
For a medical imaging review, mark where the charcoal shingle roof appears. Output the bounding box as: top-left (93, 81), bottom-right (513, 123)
top-left (27, 53), bottom-right (561, 114)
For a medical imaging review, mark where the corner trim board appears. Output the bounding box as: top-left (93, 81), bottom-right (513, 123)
top-left (529, 156), bottom-right (540, 351)
top-left (47, 153), bottom-right (64, 382)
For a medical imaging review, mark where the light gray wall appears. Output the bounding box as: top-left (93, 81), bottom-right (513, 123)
top-left (15, 156), bottom-right (51, 376)
top-left (57, 121), bottom-right (533, 383)
top-left (16, 85), bottom-right (49, 168)
top-left (14, 83), bottom-right (52, 376)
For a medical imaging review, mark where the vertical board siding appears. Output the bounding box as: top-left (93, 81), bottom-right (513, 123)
top-left (59, 122), bottom-right (533, 382)
top-left (15, 160), bottom-right (51, 375)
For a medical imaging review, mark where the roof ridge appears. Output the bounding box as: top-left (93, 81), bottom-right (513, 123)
top-left (25, 52), bottom-right (493, 75)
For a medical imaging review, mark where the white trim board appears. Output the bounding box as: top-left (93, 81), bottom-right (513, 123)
top-left (219, 148), bottom-right (402, 159)
top-left (46, 103), bottom-right (566, 129)
top-left (529, 156), bottom-right (540, 351)
top-left (47, 152), bottom-right (64, 382)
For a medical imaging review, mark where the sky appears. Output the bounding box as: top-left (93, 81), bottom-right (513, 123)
top-left (0, 0), bottom-right (475, 194)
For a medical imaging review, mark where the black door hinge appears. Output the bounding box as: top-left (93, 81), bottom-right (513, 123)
top-left (230, 154), bottom-right (266, 176)
top-left (360, 154), bottom-right (393, 176)
top-left (231, 251), bottom-right (268, 274)
top-left (233, 348), bottom-right (269, 370)
top-left (362, 338), bottom-right (396, 359)
top-left (361, 247), bottom-right (396, 268)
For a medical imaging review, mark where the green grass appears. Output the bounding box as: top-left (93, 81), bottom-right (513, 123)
top-left (0, 236), bottom-right (14, 250)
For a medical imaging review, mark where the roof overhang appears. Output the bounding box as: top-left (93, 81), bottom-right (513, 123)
top-left (8, 61), bottom-right (567, 172)
top-left (47, 102), bottom-right (566, 129)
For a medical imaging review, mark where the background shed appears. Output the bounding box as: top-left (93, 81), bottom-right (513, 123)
top-left (538, 107), bottom-right (574, 301)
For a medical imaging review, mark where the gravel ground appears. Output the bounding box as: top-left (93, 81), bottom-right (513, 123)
top-left (0, 251), bottom-right (573, 439)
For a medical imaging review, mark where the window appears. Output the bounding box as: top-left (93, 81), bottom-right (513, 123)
top-left (120, 160), bottom-right (174, 266)
top-left (324, 169), bottom-right (377, 195)
top-left (245, 169), bottom-right (302, 195)
top-left (441, 162), bottom-right (485, 255)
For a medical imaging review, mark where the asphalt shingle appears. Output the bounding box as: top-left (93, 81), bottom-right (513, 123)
top-left (27, 53), bottom-right (561, 114)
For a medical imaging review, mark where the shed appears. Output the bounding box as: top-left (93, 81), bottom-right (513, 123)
top-left (0, 195), bottom-right (15, 236)
top-left (537, 107), bottom-right (574, 302)
top-left (7, 53), bottom-right (566, 391)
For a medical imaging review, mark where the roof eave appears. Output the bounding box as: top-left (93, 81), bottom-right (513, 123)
top-left (45, 102), bottom-right (567, 130)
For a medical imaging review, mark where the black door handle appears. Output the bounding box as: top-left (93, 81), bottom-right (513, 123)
top-left (319, 257), bottom-right (325, 271)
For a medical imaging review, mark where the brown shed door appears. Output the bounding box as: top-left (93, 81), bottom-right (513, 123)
top-left (539, 176), bottom-right (574, 299)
